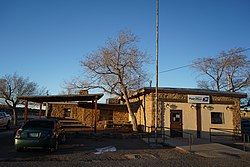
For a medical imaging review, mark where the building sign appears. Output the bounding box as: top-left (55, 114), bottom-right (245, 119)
top-left (188, 95), bottom-right (210, 104)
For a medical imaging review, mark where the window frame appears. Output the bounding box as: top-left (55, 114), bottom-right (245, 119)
top-left (211, 112), bottom-right (224, 124)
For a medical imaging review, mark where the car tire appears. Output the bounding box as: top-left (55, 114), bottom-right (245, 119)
top-left (50, 140), bottom-right (58, 152)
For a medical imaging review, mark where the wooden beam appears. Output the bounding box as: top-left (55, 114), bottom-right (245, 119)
top-left (24, 100), bottom-right (28, 123)
top-left (94, 97), bottom-right (98, 133)
top-left (39, 102), bottom-right (43, 118)
top-left (196, 104), bottom-right (201, 138)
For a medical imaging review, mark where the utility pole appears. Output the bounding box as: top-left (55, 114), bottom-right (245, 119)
top-left (155, 0), bottom-right (159, 144)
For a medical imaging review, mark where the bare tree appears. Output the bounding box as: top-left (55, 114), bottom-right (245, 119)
top-left (192, 47), bottom-right (250, 92)
top-left (67, 31), bottom-right (150, 131)
top-left (0, 73), bottom-right (45, 125)
top-left (223, 48), bottom-right (250, 92)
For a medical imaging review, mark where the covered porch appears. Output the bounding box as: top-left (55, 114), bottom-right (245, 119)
top-left (17, 94), bottom-right (103, 133)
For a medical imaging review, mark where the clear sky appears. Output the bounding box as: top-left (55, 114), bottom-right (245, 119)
top-left (0, 0), bottom-right (250, 99)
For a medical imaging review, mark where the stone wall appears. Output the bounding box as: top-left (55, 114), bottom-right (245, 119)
top-left (129, 93), bottom-right (154, 129)
top-left (50, 103), bottom-right (129, 128)
top-left (50, 103), bottom-right (77, 118)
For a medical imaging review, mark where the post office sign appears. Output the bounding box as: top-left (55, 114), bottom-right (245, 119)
top-left (188, 95), bottom-right (210, 104)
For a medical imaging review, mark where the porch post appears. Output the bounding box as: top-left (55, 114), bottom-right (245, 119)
top-left (94, 97), bottom-right (98, 133)
top-left (45, 103), bottom-right (49, 118)
top-left (39, 102), bottom-right (43, 118)
top-left (196, 104), bottom-right (201, 138)
top-left (24, 100), bottom-right (28, 123)
top-left (91, 100), bottom-right (94, 130)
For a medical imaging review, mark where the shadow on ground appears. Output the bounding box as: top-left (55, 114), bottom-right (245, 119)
top-left (2, 131), bottom-right (173, 160)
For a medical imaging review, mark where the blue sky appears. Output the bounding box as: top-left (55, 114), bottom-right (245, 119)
top-left (0, 0), bottom-right (250, 100)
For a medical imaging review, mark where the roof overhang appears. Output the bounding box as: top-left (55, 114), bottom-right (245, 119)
top-left (78, 102), bottom-right (127, 110)
top-left (17, 94), bottom-right (104, 103)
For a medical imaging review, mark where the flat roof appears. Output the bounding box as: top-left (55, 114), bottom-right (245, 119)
top-left (132, 87), bottom-right (247, 98)
top-left (17, 94), bottom-right (104, 103)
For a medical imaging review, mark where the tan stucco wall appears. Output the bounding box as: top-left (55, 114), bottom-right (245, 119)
top-left (161, 102), bottom-right (197, 138)
top-left (201, 104), bottom-right (234, 138)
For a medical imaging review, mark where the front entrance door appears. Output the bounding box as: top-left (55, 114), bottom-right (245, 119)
top-left (170, 110), bottom-right (183, 137)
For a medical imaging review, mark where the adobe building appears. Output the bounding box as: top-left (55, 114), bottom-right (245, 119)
top-left (18, 87), bottom-right (247, 138)
top-left (129, 87), bottom-right (247, 139)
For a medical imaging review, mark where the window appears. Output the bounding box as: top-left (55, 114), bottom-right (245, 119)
top-left (172, 113), bottom-right (181, 122)
top-left (64, 108), bottom-right (71, 117)
top-left (24, 120), bottom-right (55, 129)
top-left (100, 110), bottom-right (113, 121)
top-left (211, 112), bottom-right (224, 124)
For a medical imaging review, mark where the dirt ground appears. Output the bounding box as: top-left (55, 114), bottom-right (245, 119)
top-left (63, 132), bottom-right (165, 152)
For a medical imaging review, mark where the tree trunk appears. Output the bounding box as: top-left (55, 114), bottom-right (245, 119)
top-left (12, 108), bottom-right (17, 126)
top-left (123, 93), bottom-right (138, 132)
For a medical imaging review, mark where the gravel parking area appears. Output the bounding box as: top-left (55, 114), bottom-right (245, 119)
top-left (1, 130), bottom-right (250, 167)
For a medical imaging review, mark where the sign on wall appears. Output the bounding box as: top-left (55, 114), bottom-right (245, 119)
top-left (188, 95), bottom-right (210, 104)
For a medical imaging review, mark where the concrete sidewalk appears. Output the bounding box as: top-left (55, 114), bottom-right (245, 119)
top-left (143, 137), bottom-right (249, 158)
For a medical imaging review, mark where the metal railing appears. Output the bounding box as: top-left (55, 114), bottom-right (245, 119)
top-left (210, 128), bottom-right (250, 151)
top-left (145, 126), bottom-right (194, 152)
top-left (242, 133), bottom-right (250, 151)
top-left (210, 128), bottom-right (237, 142)
top-left (209, 128), bottom-right (241, 142)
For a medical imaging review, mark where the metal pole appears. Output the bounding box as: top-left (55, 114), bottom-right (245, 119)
top-left (243, 134), bottom-right (246, 151)
top-left (148, 126), bottom-right (150, 144)
top-left (209, 128), bottom-right (212, 142)
top-left (94, 97), bottom-right (98, 133)
top-left (189, 134), bottom-right (191, 152)
top-left (155, 0), bottom-right (159, 144)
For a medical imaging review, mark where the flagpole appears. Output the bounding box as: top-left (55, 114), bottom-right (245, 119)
top-left (155, 0), bottom-right (159, 144)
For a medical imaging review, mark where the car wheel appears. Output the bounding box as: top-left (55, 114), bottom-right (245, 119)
top-left (50, 140), bottom-right (58, 152)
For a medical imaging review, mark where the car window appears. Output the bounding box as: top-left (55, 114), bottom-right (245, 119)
top-left (23, 120), bottom-right (55, 129)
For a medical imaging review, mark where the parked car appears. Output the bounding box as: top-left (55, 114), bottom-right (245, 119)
top-left (0, 112), bottom-right (11, 129)
top-left (14, 118), bottom-right (66, 152)
top-left (5, 113), bottom-right (12, 120)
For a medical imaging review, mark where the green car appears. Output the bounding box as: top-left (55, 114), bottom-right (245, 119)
top-left (14, 118), bottom-right (66, 152)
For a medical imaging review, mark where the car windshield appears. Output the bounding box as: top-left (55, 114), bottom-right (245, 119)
top-left (23, 120), bottom-right (55, 129)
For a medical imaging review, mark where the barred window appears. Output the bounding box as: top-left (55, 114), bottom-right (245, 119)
top-left (211, 112), bottom-right (224, 124)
